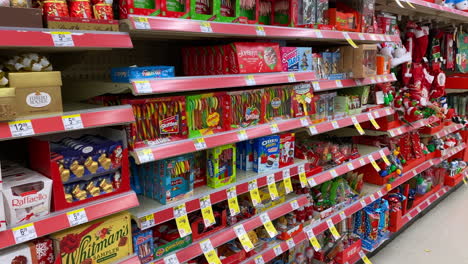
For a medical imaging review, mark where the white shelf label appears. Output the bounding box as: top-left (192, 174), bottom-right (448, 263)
top-left (358, 33), bottom-right (365, 40)
top-left (254, 256), bottom-right (265, 264)
top-left (360, 200), bottom-right (367, 207)
top-left (286, 238), bottom-right (295, 249)
top-left (377, 191), bottom-right (383, 197)
top-left (13, 223), bottom-right (37, 244)
top-left (300, 117), bottom-right (310, 126)
top-left (313, 30), bottom-right (323, 38)
top-left (282, 169), bottom-right (290, 179)
top-left (370, 195), bottom-right (376, 202)
top-left (134, 80), bottom-right (152, 94)
top-left (67, 208), bottom-right (88, 227)
top-left (164, 254), bottom-right (180, 264)
top-left (331, 120), bottom-right (339, 129)
top-left (255, 26), bottom-right (266, 36)
top-left (308, 177), bottom-right (317, 187)
top-left (62, 114), bottom-right (84, 130)
top-left (374, 111), bottom-right (381, 118)
top-left (330, 169), bottom-right (338, 178)
top-left (270, 123), bottom-right (280, 133)
top-left (298, 164), bottom-right (305, 174)
top-left (355, 79), bottom-right (362, 85)
top-left (273, 245), bottom-right (283, 256)
top-left (312, 81), bottom-right (321, 90)
top-left (9, 120), bottom-right (34, 137)
top-left (267, 174), bottom-right (275, 185)
top-left (245, 75), bottom-right (256, 86)
top-left (194, 138), bottom-right (208, 150)
top-left (137, 148), bottom-right (154, 164)
top-left (134, 17), bottom-right (150, 29)
top-left (140, 214), bottom-right (155, 230)
top-left (237, 130), bottom-right (248, 141)
top-left (359, 158), bottom-right (366, 166)
top-left (200, 21), bottom-right (213, 33)
top-left (309, 126), bottom-right (318, 135)
top-left (290, 199), bottom-right (299, 210)
top-left (288, 73), bottom-right (296, 82)
top-left (339, 211), bottom-right (346, 220)
top-left (347, 163), bottom-right (355, 171)
top-left (51, 32), bottom-right (75, 47)
top-left (370, 77), bottom-right (376, 83)
top-left (335, 80), bottom-right (343, 87)
top-left (416, 207), bottom-right (422, 213)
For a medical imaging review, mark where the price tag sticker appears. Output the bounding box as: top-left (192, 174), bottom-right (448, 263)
top-left (326, 219), bottom-right (341, 239)
top-left (298, 164), bottom-right (305, 174)
top-left (313, 29), bottom-right (323, 38)
top-left (273, 245), bottom-right (283, 256)
top-left (377, 190), bottom-right (383, 197)
top-left (436, 192), bottom-right (440, 199)
top-left (13, 223), bottom-right (37, 244)
top-left (300, 117), bottom-right (310, 126)
top-left (237, 130), bottom-right (248, 141)
top-left (359, 251), bottom-right (373, 264)
top-left (339, 211), bottom-right (346, 220)
top-left (200, 239), bottom-right (222, 264)
top-left (62, 114), bottom-right (84, 130)
top-left (256, 26), bottom-right (266, 36)
top-left (174, 204), bottom-right (192, 237)
top-left (245, 75), bottom-right (256, 86)
top-left (286, 238), bottom-right (295, 249)
top-left (267, 176), bottom-right (279, 201)
top-left (140, 214), bottom-right (155, 230)
top-left (270, 123), bottom-right (280, 133)
top-left (416, 207), bottom-right (422, 213)
top-left (308, 177), bottom-right (317, 187)
top-left (194, 138), bottom-right (208, 150)
top-left (51, 32), bottom-right (75, 47)
top-left (234, 225), bottom-right (254, 252)
top-left (330, 169), bottom-right (338, 178)
top-left (358, 33), bottom-right (365, 40)
top-left (360, 200), bottom-right (367, 207)
top-left (290, 199), bottom-right (299, 210)
top-left (370, 77), bottom-right (376, 84)
top-left (347, 162), bottom-right (355, 171)
top-left (200, 21), bottom-right (213, 33)
top-left (351, 116), bottom-right (365, 135)
top-left (299, 172), bottom-right (308, 188)
top-left (368, 156), bottom-right (381, 172)
top-left (367, 113), bottom-right (381, 129)
top-left (200, 195), bottom-right (216, 227)
top-left (305, 227), bottom-right (321, 251)
top-left (67, 208), bottom-right (88, 227)
top-left (335, 80), bottom-right (343, 88)
top-left (379, 150), bottom-right (391, 166)
top-left (288, 73), bottom-right (296, 83)
top-left (331, 120), bottom-right (339, 129)
top-left (254, 256), bottom-right (265, 264)
top-left (283, 172), bottom-right (293, 194)
top-left (133, 80), bottom-right (152, 94)
top-left (164, 254), bottom-right (180, 264)
top-left (227, 187), bottom-right (240, 216)
top-left (383, 76), bottom-right (389, 82)
top-left (312, 81), bottom-right (321, 90)
top-left (260, 213), bottom-right (278, 238)
top-left (137, 148), bottom-right (154, 164)
top-left (9, 120), bottom-right (34, 137)
top-left (309, 126), bottom-right (318, 135)
top-left (133, 17), bottom-right (150, 29)
top-left (342, 32), bottom-right (358, 48)
top-left (248, 180), bottom-right (261, 206)
top-left (359, 158), bottom-right (366, 166)
top-left (355, 79), bottom-right (362, 85)
top-left (370, 195), bottom-right (376, 202)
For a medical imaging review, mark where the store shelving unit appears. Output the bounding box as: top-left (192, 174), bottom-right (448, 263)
top-left (422, 123), bottom-right (466, 138)
top-left (0, 191), bottom-right (138, 249)
top-left (0, 27), bottom-right (133, 49)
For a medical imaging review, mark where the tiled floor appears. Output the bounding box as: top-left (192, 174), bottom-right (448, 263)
top-left (371, 185), bottom-right (468, 263)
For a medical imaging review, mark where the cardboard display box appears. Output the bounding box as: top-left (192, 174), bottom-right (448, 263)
top-left (341, 44), bottom-right (377, 78)
top-left (0, 88), bottom-right (16, 121)
top-left (8, 71), bottom-right (63, 117)
top-left (0, 7), bottom-right (43, 28)
top-left (46, 16), bottom-right (119, 31)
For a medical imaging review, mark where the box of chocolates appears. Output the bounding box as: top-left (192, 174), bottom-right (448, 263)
top-left (0, 238), bottom-right (55, 264)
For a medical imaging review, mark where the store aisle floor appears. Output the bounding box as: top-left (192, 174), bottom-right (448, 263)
top-left (371, 185), bottom-right (468, 264)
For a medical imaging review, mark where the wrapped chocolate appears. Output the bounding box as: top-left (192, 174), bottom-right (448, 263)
top-left (4, 53), bottom-right (53, 72)
top-left (0, 70), bottom-right (8, 87)
top-left (43, 0), bottom-right (69, 17)
top-left (69, 0), bottom-right (92, 18)
top-left (93, 3), bottom-right (113, 19)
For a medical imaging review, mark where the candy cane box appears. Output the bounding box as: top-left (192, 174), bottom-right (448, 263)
top-left (2, 167), bottom-right (52, 226)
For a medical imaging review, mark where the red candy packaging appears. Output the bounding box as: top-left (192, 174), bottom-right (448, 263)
top-left (69, 0), bottom-right (92, 18)
top-left (93, 3), bottom-right (113, 19)
top-left (224, 42), bottom-right (282, 74)
top-left (43, 0), bottom-right (69, 17)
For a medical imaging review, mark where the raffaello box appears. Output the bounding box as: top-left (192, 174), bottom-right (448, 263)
top-left (280, 47), bottom-right (313, 72)
top-left (223, 42), bottom-right (282, 74)
top-left (2, 167), bottom-right (52, 226)
top-left (253, 135), bottom-right (280, 173)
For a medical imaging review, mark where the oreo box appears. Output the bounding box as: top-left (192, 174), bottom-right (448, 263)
top-left (253, 135), bottom-right (280, 173)
top-left (111, 66), bottom-right (175, 83)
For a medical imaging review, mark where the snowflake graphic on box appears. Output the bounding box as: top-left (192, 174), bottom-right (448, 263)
top-left (36, 242), bottom-right (48, 258)
top-left (47, 253), bottom-right (55, 263)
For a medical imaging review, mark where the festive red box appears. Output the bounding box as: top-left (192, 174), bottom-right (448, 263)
top-left (419, 121), bottom-right (444, 135)
top-left (412, 184), bottom-right (441, 209)
top-left (28, 128), bottom-right (130, 211)
top-left (119, 0), bottom-right (190, 19)
top-left (223, 42), bottom-right (282, 74)
top-left (357, 163), bottom-right (397, 185)
top-left (190, 209), bottom-right (227, 241)
top-left (444, 170), bottom-right (466, 187)
top-left (403, 156), bottom-right (426, 172)
top-left (334, 239), bottom-right (362, 264)
top-left (388, 209), bottom-right (403, 232)
top-left (361, 113), bottom-right (403, 131)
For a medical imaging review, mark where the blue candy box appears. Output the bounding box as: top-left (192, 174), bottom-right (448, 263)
top-left (111, 66), bottom-right (175, 83)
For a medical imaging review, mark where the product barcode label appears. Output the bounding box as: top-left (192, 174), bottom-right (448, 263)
top-left (200, 21), bottom-right (213, 33)
top-left (288, 73), bottom-right (296, 82)
top-left (309, 126), bottom-right (318, 135)
top-left (270, 123), bottom-right (280, 133)
top-left (256, 26), bottom-right (266, 36)
top-left (67, 208), bottom-right (88, 227)
top-left (312, 81), bottom-right (320, 90)
top-left (300, 117), bottom-right (310, 126)
top-left (137, 148), bottom-right (154, 164)
top-left (9, 120), bottom-right (34, 137)
top-left (13, 223), bottom-right (37, 244)
top-left (51, 32), bottom-right (75, 47)
top-left (254, 256), bottom-right (265, 264)
top-left (290, 199), bottom-right (299, 210)
top-left (286, 238), bottom-right (295, 249)
top-left (133, 80), bottom-right (152, 94)
top-left (164, 254), bottom-right (180, 264)
top-left (140, 214), bottom-right (155, 230)
top-left (62, 114), bottom-right (84, 130)
top-left (194, 138), bottom-right (208, 150)
top-left (237, 130), bottom-right (248, 141)
top-left (273, 245), bottom-right (283, 256)
top-left (335, 80), bottom-right (343, 87)
top-left (245, 75), bottom-right (256, 86)
top-left (134, 17), bottom-right (150, 29)
top-left (347, 163), bottom-right (355, 171)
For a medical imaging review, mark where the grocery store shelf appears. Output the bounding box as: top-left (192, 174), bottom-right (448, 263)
top-left (446, 89), bottom-right (468, 94)
top-left (131, 145), bottom-right (388, 229)
top-left (241, 143), bottom-right (466, 264)
top-left (0, 191), bottom-right (139, 249)
top-left (153, 195), bottom-right (309, 264)
top-left (115, 254), bottom-right (141, 264)
top-left (120, 16), bottom-right (400, 43)
top-left (312, 73), bottom-right (396, 92)
top-left (423, 123), bottom-right (465, 138)
top-left (376, 0), bottom-right (468, 24)
top-left (0, 105), bottom-right (135, 141)
top-left (362, 116), bottom-right (440, 138)
top-left (130, 106), bottom-right (394, 164)
top-left (0, 27), bottom-right (133, 49)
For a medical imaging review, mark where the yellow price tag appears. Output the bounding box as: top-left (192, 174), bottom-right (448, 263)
top-left (368, 156), bottom-right (381, 172)
top-left (227, 187), bottom-right (240, 216)
top-left (200, 239), bottom-right (222, 264)
top-left (260, 213), bottom-right (278, 238)
top-left (326, 219), bottom-right (341, 239)
top-left (134, 17), bottom-right (148, 23)
top-left (342, 32), bottom-right (358, 48)
top-left (359, 251), bottom-right (373, 264)
top-left (351, 116), bottom-right (365, 135)
top-left (283, 176), bottom-right (293, 194)
top-left (268, 182), bottom-right (279, 201)
top-left (463, 176), bottom-right (467, 185)
top-left (368, 113), bottom-right (381, 129)
top-left (200, 195), bottom-right (216, 227)
top-left (234, 225), bottom-right (254, 252)
top-left (248, 180), bottom-right (261, 206)
top-left (299, 172), bottom-right (308, 188)
top-left (380, 150), bottom-right (391, 166)
top-left (305, 228), bottom-right (321, 251)
top-left (174, 204), bottom-right (192, 237)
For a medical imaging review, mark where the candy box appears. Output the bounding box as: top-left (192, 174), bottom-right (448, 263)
top-left (223, 42), bottom-right (282, 74)
top-left (133, 228), bottom-right (154, 263)
top-left (111, 66), bottom-right (175, 83)
top-left (207, 144), bottom-right (236, 188)
top-left (154, 154), bottom-right (195, 204)
top-left (280, 47), bottom-right (313, 72)
top-left (119, 0), bottom-right (190, 19)
top-left (240, 0), bottom-right (259, 23)
top-left (265, 85), bottom-right (292, 122)
top-left (51, 211), bottom-right (133, 264)
top-left (291, 83), bottom-right (315, 118)
top-left (153, 222), bottom-right (192, 259)
top-left (186, 92), bottom-right (232, 138)
top-left (193, 151), bottom-right (207, 188)
top-left (2, 168), bottom-right (52, 226)
top-left (228, 89), bottom-right (266, 129)
top-left (279, 133), bottom-right (295, 168)
top-left (253, 135), bottom-right (280, 173)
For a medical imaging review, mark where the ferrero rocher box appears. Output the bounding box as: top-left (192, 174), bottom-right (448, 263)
top-left (51, 211), bottom-right (133, 264)
top-left (8, 71), bottom-right (63, 117)
top-left (0, 88), bottom-right (16, 121)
